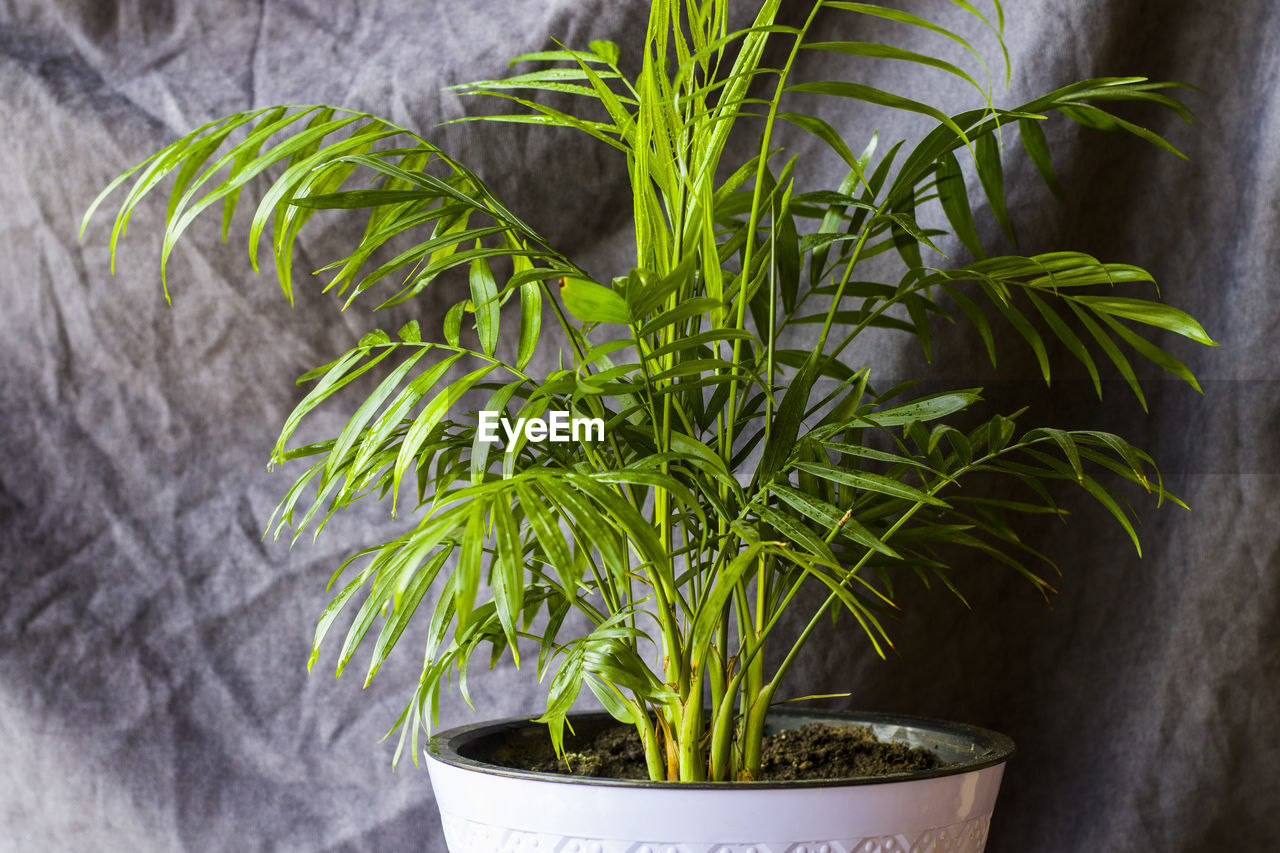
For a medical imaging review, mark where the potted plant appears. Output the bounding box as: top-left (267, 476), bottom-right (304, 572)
top-left (83, 0), bottom-right (1213, 849)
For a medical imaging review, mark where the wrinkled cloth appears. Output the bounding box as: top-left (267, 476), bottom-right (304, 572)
top-left (2, 1), bottom-right (1277, 851)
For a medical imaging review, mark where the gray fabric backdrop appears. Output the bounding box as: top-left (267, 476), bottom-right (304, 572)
top-left (2, 0), bottom-right (1277, 850)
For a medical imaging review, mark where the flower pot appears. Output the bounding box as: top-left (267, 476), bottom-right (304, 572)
top-left (425, 709), bottom-right (1015, 852)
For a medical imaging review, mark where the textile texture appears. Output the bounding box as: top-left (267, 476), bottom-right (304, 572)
top-left (2, 1), bottom-right (1276, 850)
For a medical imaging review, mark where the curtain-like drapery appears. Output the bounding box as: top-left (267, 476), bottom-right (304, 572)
top-left (2, 1), bottom-right (1276, 850)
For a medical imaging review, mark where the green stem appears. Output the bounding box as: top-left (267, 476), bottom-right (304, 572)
top-left (708, 673), bottom-right (739, 780)
top-left (740, 685), bottom-right (773, 780)
top-left (723, 4), bottom-right (822, 457)
top-left (634, 704), bottom-right (666, 782)
top-left (677, 689), bottom-right (707, 781)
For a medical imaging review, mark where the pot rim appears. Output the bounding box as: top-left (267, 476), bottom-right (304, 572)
top-left (425, 708), bottom-right (1015, 789)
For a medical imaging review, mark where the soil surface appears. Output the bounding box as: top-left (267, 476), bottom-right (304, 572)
top-left (489, 721), bottom-right (943, 781)
top-left (759, 722), bottom-right (942, 780)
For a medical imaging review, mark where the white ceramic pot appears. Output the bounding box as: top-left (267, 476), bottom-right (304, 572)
top-left (425, 710), bottom-right (1014, 853)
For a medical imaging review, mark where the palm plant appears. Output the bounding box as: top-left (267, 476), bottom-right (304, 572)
top-left (85, 0), bottom-right (1213, 783)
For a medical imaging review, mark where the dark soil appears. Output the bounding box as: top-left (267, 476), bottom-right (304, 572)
top-left (506, 725), bottom-right (653, 780)
top-left (759, 722), bottom-right (942, 780)
top-left (490, 721), bottom-right (943, 781)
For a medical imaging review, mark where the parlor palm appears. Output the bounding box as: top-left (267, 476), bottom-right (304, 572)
top-left (85, 0), bottom-right (1213, 782)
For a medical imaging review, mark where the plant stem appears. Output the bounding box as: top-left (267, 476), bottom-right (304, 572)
top-left (634, 704), bottom-right (666, 781)
top-left (740, 685), bottom-right (773, 780)
top-left (723, 2), bottom-right (822, 457)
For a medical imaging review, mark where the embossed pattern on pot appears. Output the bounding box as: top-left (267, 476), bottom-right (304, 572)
top-left (439, 812), bottom-right (991, 853)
